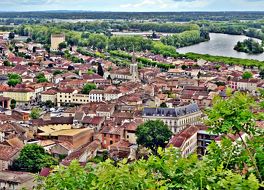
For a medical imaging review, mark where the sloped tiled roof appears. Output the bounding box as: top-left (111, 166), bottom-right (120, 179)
top-left (0, 144), bottom-right (20, 161)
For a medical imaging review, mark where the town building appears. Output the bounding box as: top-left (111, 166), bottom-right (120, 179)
top-left (56, 88), bottom-right (78, 107)
top-left (50, 34), bottom-right (65, 51)
top-left (229, 78), bottom-right (259, 92)
top-left (3, 88), bottom-right (34, 106)
top-left (41, 88), bottom-right (58, 104)
top-left (168, 125), bottom-right (199, 157)
top-left (107, 53), bottom-right (139, 83)
top-left (142, 103), bottom-right (202, 134)
top-left (0, 96), bottom-right (10, 109)
top-left (0, 171), bottom-right (35, 190)
top-left (89, 90), bottom-right (104, 102)
top-left (0, 144), bottom-right (20, 171)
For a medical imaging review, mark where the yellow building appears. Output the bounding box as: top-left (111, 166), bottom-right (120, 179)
top-left (41, 89), bottom-right (58, 105)
top-left (72, 94), bottom-right (90, 104)
top-left (50, 34), bottom-right (65, 51)
top-left (3, 88), bottom-right (34, 106)
top-left (57, 88), bottom-right (78, 107)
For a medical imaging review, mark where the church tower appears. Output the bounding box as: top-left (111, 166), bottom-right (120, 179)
top-left (130, 49), bottom-right (139, 82)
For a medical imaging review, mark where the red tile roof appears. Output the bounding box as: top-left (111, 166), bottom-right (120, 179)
top-left (0, 144), bottom-right (19, 161)
top-left (168, 126), bottom-right (199, 148)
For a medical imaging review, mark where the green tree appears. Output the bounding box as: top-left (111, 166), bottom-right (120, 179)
top-left (242, 71), bottom-right (253, 79)
top-left (7, 73), bottom-right (21, 87)
top-left (181, 65), bottom-right (188, 70)
top-left (26, 38), bottom-right (32, 43)
top-left (259, 70), bottom-right (264, 79)
top-left (87, 33), bottom-right (107, 50)
top-left (160, 102), bottom-right (167, 108)
top-left (87, 69), bottom-right (94, 75)
top-left (36, 73), bottom-right (48, 82)
top-left (10, 99), bottom-right (16, 109)
top-left (38, 147), bottom-right (261, 190)
top-left (37, 77), bottom-right (48, 83)
top-left (97, 63), bottom-right (104, 77)
top-left (7, 79), bottom-right (20, 87)
top-left (81, 83), bottom-right (96, 94)
top-left (136, 120), bottom-right (173, 154)
top-left (30, 107), bottom-right (42, 119)
top-left (8, 32), bottom-right (15, 40)
top-left (234, 39), bottom-right (264, 54)
top-left (12, 144), bottom-right (58, 173)
top-left (37, 160), bottom-right (95, 190)
top-left (206, 92), bottom-right (262, 181)
top-left (53, 70), bottom-right (64, 75)
top-left (58, 42), bottom-right (67, 50)
top-left (3, 60), bottom-right (12, 66)
top-left (45, 100), bottom-right (54, 108)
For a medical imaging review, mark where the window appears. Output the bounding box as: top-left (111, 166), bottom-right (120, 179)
top-left (127, 135), bottom-right (129, 139)
top-left (110, 134), bottom-right (113, 138)
top-left (110, 140), bottom-right (113, 145)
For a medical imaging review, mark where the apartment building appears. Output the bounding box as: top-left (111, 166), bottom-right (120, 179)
top-left (3, 88), bottom-right (34, 106)
top-left (56, 88), bottom-right (78, 107)
top-left (142, 103), bottom-right (202, 134)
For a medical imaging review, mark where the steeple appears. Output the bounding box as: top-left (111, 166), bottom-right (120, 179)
top-left (132, 45), bottom-right (136, 64)
top-left (130, 45), bottom-right (139, 82)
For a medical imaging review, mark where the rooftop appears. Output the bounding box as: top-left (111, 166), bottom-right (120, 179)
top-left (39, 128), bottom-right (93, 137)
top-left (0, 171), bottom-right (34, 184)
top-left (143, 103), bottom-right (200, 118)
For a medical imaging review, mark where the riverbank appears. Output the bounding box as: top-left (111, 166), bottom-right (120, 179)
top-left (182, 52), bottom-right (264, 68)
top-left (177, 33), bottom-right (264, 61)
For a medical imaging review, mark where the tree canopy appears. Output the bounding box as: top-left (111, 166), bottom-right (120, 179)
top-left (30, 107), bottom-right (42, 119)
top-left (234, 39), bottom-right (263, 54)
top-left (12, 144), bottom-right (58, 173)
top-left (135, 120), bottom-right (173, 154)
top-left (81, 83), bottom-right (96, 94)
top-left (206, 92), bottom-right (263, 181)
top-left (36, 73), bottom-right (48, 83)
top-left (7, 73), bottom-right (21, 87)
top-left (37, 145), bottom-right (262, 190)
top-left (242, 71), bottom-right (253, 79)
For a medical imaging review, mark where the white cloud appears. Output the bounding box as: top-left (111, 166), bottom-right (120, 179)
top-left (120, 0), bottom-right (210, 11)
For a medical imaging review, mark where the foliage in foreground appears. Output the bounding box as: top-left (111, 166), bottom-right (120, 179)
top-left (37, 92), bottom-right (264, 189)
top-left (37, 145), bottom-right (262, 190)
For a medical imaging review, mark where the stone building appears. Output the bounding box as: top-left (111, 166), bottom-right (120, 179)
top-left (50, 33), bottom-right (65, 51)
top-left (142, 103), bottom-right (202, 134)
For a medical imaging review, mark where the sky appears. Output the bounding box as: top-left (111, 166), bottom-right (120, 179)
top-left (0, 0), bottom-right (264, 12)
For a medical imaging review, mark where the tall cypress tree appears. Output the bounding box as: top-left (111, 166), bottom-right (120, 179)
top-left (97, 63), bottom-right (104, 77)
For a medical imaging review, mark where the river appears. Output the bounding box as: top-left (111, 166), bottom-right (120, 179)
top-left (177, 33), bottom-right (264, 61)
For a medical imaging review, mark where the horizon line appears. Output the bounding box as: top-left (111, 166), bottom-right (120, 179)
top-left (1, 10), bottom-right (264, 13)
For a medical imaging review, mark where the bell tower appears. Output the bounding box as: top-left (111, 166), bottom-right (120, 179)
top-left (130, 48), bottom-right (139, 82)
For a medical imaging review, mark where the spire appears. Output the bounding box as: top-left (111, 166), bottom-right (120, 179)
top-left (132, 45), bottom-right (136, 64)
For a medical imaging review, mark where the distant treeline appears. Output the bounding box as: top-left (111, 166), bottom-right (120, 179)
top-left (13, 23), bottom-right (205, 55)
top-left (1, 11), bottom-right (264, 21)
top-left (196, 20), bottom-right (264, 40)
top-left (182, 52), bottom-right (264, 68)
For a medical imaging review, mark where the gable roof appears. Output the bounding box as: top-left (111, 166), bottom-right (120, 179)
top-left (0, 144), bottom-right (20, 161)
